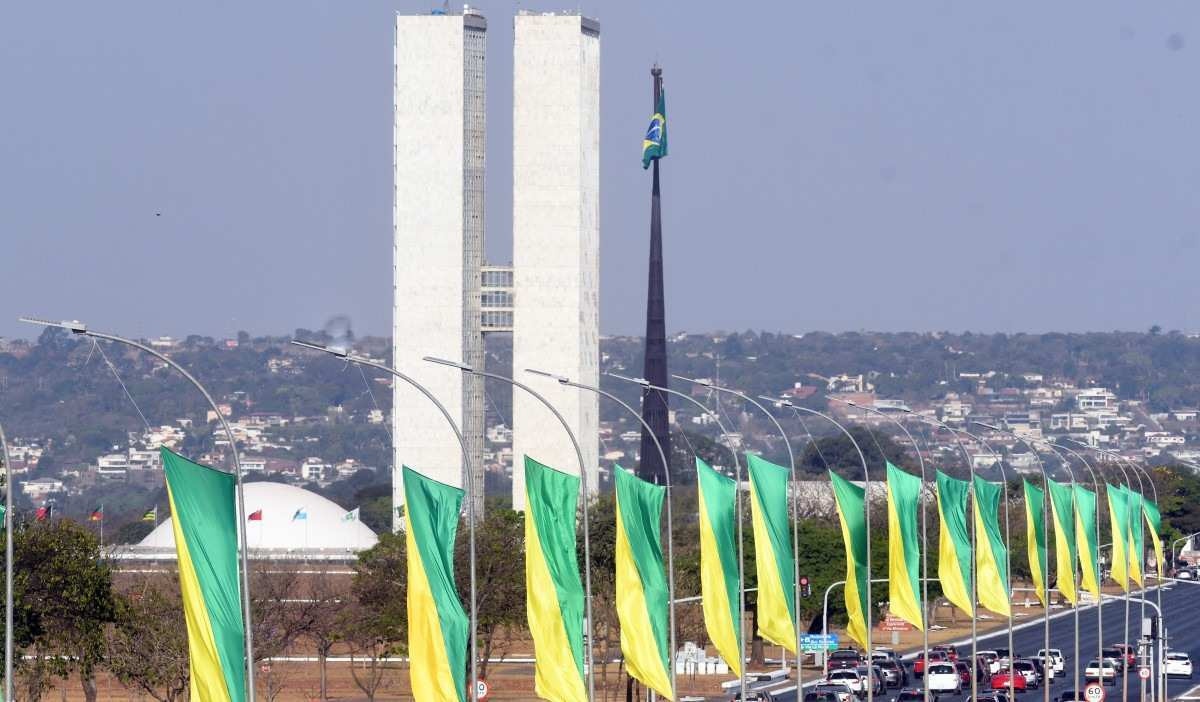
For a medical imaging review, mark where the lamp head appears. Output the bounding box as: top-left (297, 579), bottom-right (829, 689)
top-left (19, 316), bottom-right (87, 334)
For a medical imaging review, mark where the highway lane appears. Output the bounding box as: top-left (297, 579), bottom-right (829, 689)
top-left (758, 581), bottom-right (1200, 702)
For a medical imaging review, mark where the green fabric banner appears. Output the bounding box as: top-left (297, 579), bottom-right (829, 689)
top-left (973, 476), bottom-right (1010, 615)
top-left (746, 454), bottom-right (796, 651)
top-left (1073, 485), bottom-right (1101, 599)
top-left (1023, 480), bottom-right (1048, 605)
top-left (1046, 478), bottom-right (1078, 603)
top-left (935, 470), bottom-right (973, 616)
top-left (885, 463), bottom-right (924, 629)
top-left (829, 471), bottom-right (869, 648)
top-left (161, 448), bottom-right (246, 702)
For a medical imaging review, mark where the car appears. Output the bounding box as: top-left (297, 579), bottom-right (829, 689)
top-left (856, 665), bottom-right (887, 696)
top-left (970, 695), bottom-right (1013, 702)
top-left (805, 693), bottom-right (843, 702)
top-left (1058, 690), bottom-right (1088, 701)
top-left (825, 669), bottom-right (867, 696)
top-left (828, 648), bottom-right (865, 673)
top-left (933, 645), bottom-right (960, 662)
top-left (1085, 658), bottom-right (1118, 685)
top-left (1011, 660), bottom-right (1040, 688)
top-left (1036, 649), bottom-right (1065, 675)
top-left (1100, 648), bottom-right (1126, 671)
top-left (1165, 652), bottom-right (1194, 678)
top-left (990, 668), bottom-right (1028, 693)
top-left (876, 659), bottom-right (908, 688)
top-left (872, 647), bottom-right (901, 662)
top-left (977, 651), bottom-right (1002, 675)
top-left (1111, 644), bottom-right (1137, 668)
top-left (894, 688), bottom-right (930, 702)
top-left (955, 661), bottom-right (974, 686)
top-left (914, 652), bottom-right (948, 678)
top-left (927, 662), bottom-right (963, 695)
top-left (813, 683), bottom-right (857, 702)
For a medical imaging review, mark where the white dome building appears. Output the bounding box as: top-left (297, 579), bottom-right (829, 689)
top-left (122, 481), bottom-right (378, 561)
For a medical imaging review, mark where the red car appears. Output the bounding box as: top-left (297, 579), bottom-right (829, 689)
top-left (992, 669), bottom-right (1029, 692)
top-left (1112, 644), bottom-right (1137, 667)
top-left (934, 645), bottom-right (961, 662)
top-left (915, 652), bottom-right (948, 677)
top-left (955, 661), bottom-right (973, 685)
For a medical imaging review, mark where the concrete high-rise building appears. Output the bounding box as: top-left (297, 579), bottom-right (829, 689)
top-left (392, 10), bottom-right (487, 525)
top-left (511, 12), bottom-right (601, 509)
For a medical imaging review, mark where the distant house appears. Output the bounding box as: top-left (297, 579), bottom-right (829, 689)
top-left (22, 478), bottom-right (64, 499)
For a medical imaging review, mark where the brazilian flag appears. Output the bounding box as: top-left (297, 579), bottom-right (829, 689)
top-left (642, 91), bottom-right (668, 169)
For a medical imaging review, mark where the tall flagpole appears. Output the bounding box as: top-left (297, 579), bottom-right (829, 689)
top-left (638, 64), bottom-right (671, 485)
top-left (20, 317), bottom-right (258, 701)
top-left (1, 422), bottom-right (13, 702)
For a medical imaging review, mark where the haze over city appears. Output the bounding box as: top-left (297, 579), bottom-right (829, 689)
top-left (4, 2), bottom-right (1199, 340)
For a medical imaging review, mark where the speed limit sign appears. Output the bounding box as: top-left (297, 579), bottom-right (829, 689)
top-left (1139, 667), bottom-right (1151, 680)
top-left (475, 679), bottom-right (490, 700)
top-left (1085, 681), bottom-right (1106, 702)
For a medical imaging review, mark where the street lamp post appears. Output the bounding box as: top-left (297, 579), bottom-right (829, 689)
top-left (827, 396), bottom-right (932, 702)
top-left (607, 372), bottom-right (746, 702)
top-left (769, 399), bottom-right (875, 702)
top-left (905, 412), bottom-right (980, 702)
top-left (22, 317), bottom-right (258, 701)
top-left (291, 342), bottom-right (481, 702)
top-left (974, 422), bottom-right (1053, 702)
top-left (0, 422), bottom-right (12, 702)
top-left (524, 367), bottom-right (675, 700)
top-left (1049, 442), bottom-right (1106, 680)
top-left (424, 359), bottom-right (598, 701)
top-left (676, 376), bottom-right (803, 683)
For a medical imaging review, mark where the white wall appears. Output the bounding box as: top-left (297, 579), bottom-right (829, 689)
top-left (393, 14), bottom-right (478, 527)
top-left (511, 14), bottom-right (600, 509)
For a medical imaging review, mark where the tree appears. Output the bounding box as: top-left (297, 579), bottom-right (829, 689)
top-left (107, 579), bottom-right (189, 701)
top-left (287, 568), bottom-right (345, 701)
top-left (3, 519), bottom-right (117, 702)
top-left (454, 502), bottom-right (526, 678)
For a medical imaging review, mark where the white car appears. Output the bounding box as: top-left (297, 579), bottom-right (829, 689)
top-left (927, 662), bottom-right (962, 695)
top-left (1165, 652), bottom-right (1194, 679)
top-left (1036, 648), bottom-right (1065, 675)
top-left (1085, 658), bottom-right (1118, 685)
top-left (825, 669), bottom-right (867, 696)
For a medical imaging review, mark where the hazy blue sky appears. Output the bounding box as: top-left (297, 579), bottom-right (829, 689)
top-left (3, 2), bottom-right (1198, 340)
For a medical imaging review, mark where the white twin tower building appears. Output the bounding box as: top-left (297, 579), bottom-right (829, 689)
top-left (393, 8), bottom-right (600, 523)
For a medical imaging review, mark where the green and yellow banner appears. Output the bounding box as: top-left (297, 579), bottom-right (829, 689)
top-left (1143, 499), bottom-right (1164, 578)
top-left (523, 457), bottom-right (586, 702)
top-left (1073, 485), bottom-right (1101, 600)
top-left (697, 459), bottom-right (742, 675)
top-left (973, 476), bottom-right (1011, 616)
top-left (614, 465), bottom-right (673, 700)
top-left (1106, 484), bottom-right (1130, 591)
top-left (1046, 478), bottom-right (1078, 605)
top-left (1024, 480), bottom-right (1048, 605)
top-left (885, 463), bottom-right (923, 630)
top-left (746, 455), bottom-right (796, 652)
top-left (830, 471), bottom-right (869, 648)
top-left (1127, 489), bottom-right (1145, 586)
top-left (161, 448), bottom-right (246, 702)
top-left (403, 466), bottom-right (469, 702)
top-left (936, 470), bottom-right (973, 617)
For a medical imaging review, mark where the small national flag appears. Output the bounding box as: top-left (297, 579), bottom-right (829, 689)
top-left (35, 506), bottom-right (49, 521)
top-left (641, 90), bottom-right (668, 169)
top-left (292, 507), bottom-right (307, 522)
top-left (342, 507), bottom-right (359, 522)
top-left (90, 505), bottom-right (104, 522)
top-left (142, 506), bottom-right (158, 522)
top-left (248, 509), bottom-right (263, 521)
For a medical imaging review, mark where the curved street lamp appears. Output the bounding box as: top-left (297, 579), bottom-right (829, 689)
top-left (0, 423), bottom-right (12, 702)
top-left (827, 396), bottom-right (933, 702)
top-left (768, 398), bottom-right (875, 702)
top-left (292, 342), bottom-right (481, 702)
top-left (607, 372), bottom-right (745, 701)
top-left (23, 317), bottom-right (258, 701)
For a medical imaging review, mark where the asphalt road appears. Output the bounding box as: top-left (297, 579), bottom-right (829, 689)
top-left (751, 580), bottom-right (1200, 702)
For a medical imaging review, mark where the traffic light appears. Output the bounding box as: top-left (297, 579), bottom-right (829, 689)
top-left (800, 576), bottom-right (812, 598)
